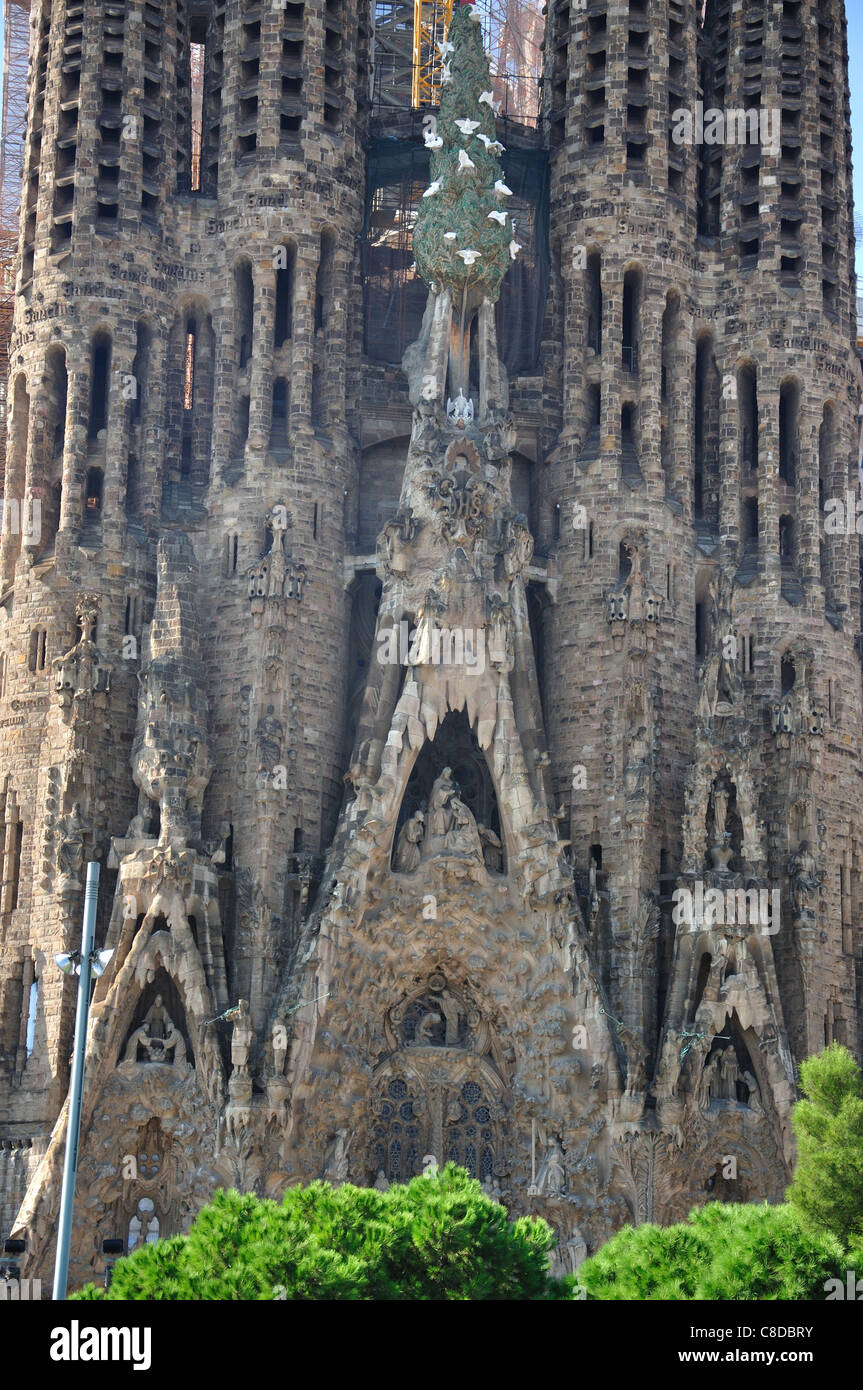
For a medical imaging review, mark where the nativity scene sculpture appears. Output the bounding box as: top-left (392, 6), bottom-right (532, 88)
top-left (393, 768), bottom-right (500, 871)
top-left (122, 995), bottom-right (188, 1067)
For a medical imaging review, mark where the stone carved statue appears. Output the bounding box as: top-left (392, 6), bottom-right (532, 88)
top-left (620, 1027), bottom-right (648, 1095)
top-left (409, 983), bottom-right (465, 1049)
top-left (708, 779), bottom-right (735, 873)
top-left (788, 840), bottom-right (824, 921)
top-left (123, 994), bottom-right (187, 1066)
top-left (394, 810), bottom-right (425, 872)
top-left (554, 1223), bottom-right (588, 1275)
top-left (653, 1029), bottom-right (680, 1103)
top-left (55, 803), bottom-right (86, 898)
top-left (719, 1047), bottom-right (739, 1101)
top-left (696, 1050), bottom-right (722, 1111)
top-left (424, 768), bottom-right (483, 861)
top-left (478, 823), bottom-right (503, 872)
top-left (536, 1135), bottom-right (566, 1196)
top-left (256, 706), bottom-right (283, 768)
top-left (414, 1011), bottom-right (444, 1045)
top-left (741, 1069), bottom-right (762, 1113)
top-left (623, 725), bottom-right (650, 800)
top-left (230, 999), bottom-right (254, 1076)
top-left (322, 1129), bottom-right (351, 1184)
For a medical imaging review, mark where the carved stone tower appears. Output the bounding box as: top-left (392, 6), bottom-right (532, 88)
top-left (1, 0), bottom-right (860, 1286)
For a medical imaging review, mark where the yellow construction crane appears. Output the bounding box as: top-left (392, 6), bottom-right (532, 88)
top-left (412, 0), bottom-right (455, 109)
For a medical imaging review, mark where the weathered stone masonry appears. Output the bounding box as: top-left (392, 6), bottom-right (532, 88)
top-left (0, 0), bottom-right (861, 1287)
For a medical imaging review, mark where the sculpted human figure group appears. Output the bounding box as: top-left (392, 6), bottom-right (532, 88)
top-left (393, 768), bottom-right (500, 870)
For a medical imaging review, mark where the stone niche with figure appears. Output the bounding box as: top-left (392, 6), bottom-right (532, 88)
top-left (119, 974), bottom-right (192, 1071)
top-left (388, 972), bottom-right (481, 1053)
top-left (391, 711), bottom-right (505, 878)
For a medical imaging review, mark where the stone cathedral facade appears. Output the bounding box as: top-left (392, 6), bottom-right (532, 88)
top-left (0, 0), bottom-right (861, 1289)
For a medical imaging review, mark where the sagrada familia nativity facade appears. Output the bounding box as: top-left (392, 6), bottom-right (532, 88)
top-left (0, 0), bottom-right (860, 1288)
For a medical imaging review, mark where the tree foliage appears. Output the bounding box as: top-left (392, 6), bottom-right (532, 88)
top-left (577, 1202), bottom-right (846, 1301)
top-left (786, 1042), bottom-right (863, 1247)
top-left (71, 1165), bottom-right (572, 1301)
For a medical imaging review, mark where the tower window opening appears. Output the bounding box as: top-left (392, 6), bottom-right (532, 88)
top-left (29, 627), bottom-right (48, 673)
top-left (779, 381), bottom-right (799, 485)
top-left (586, 250), bottom-right (602, 354)
top-left (743, 495), bottom-right (759, 545)
top-left (779, 513), bottom-right (795, 564)
top-left (224, 534), bottom-right (239, 576)
top-left (234, 260), bottom-right (254, 368)
top-left (9, 819), bottom-right (23, 911)
top-left (622, 269), bottom-right (641, 373)
top-left (189, 32), bottom-right (205, 192)
top-left (133, 320), bottom-right (152, 426)
top-left (311, 366), bottom-right (324, 427)
top-left (85, 467), bottom-right (104, 515)
top-left (315, 230), bottom-right (336, 332)
top-left (695, 601), bottom-right (706, 659)
top-left (781, 655), bottom-right (796, 694)
top-left (88, 334), bottom-right (111, 438)
top-left (738, 365), bottom-right (758, 472)
top-left (24, 975), bottom-right (38, 1057)
top-left (275, 247), bottom-right (295, 347)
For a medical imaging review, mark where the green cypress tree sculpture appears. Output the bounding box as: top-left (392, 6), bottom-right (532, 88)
top-left (413, 3), bottom-right (520, 395)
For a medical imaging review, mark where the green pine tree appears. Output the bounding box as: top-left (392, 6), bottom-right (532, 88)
top-left (71, 1166), bottom-right (573, 1301)
top-left (786, 1042), bottom-right (863, 1247)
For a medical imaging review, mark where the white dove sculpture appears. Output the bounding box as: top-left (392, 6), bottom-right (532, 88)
top-left (487, 210), bottom-right (508, 225)
top-left (444, 232), bottom-right (457, 240)
top-left (494, 179), bottom-right (513, 196)
top-left (458, 249), bottom-right (482, 266)
top-left (438, 40), bottom-right (454, 57)
top-left (467, 5), bottom-right (482, 21)
top-left (476, 134), bottom-right (506, 153)
top-left (424, 132), bottom-right (443, 149)
top-left (423, 180), bottom-right (442, 198)
top-left (457, 149), bottom-right (476, 173)
top-left (455, 118), bottom-right (481, 135)
top-left (479, 91), bottom-right (495, 108)
top-left (509, 238), bottom-right (522, 261)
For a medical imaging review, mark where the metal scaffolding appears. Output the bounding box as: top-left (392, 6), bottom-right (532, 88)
top-left (371, 0), bottom-right (543, 124)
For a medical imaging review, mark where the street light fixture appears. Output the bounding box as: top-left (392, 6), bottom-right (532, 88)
top-left (51, 862), bottom-right (114, 1301)
top-left (101, 1237), bottom-right (124, 1291)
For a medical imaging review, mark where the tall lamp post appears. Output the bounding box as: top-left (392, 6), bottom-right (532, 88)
top-left (52, 861), bottom-right (113, 1300)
